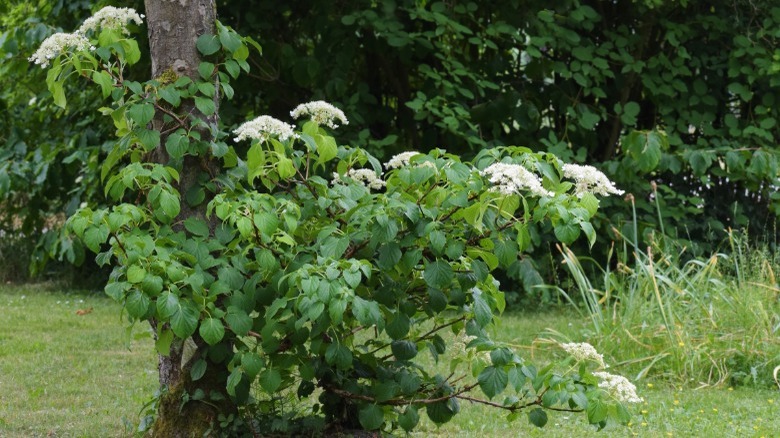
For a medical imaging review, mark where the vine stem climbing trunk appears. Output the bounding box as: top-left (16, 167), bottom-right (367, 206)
top-left (143, 1), bottom-right (233, 434)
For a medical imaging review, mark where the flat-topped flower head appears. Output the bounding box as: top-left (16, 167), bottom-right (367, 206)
top-left (333, 169), bottom-right (385, 191)
top-left (561, 342), bottom-right (606, 368)
top-left (233, 116), bottom-right (297, 143)
top-left (78, 6), bottom-right (144, 35)
top-left (385, 151), bottom-right (422, 169)
top-left (593, 371), bottom-right (643, 403)
top-left (29, 33), bottom-right (94, 68)
top-left (481, 162), bottom-right (553, 197)
top-left (562, 163), bottom-right (624, 197)
top-left (290, 101), bottom-right (348, 129)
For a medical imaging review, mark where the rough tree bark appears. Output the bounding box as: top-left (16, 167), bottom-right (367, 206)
top-left (143, 1), bottom-right (233, 435)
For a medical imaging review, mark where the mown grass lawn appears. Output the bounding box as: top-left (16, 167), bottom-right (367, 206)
top-left (0, 284), bottom-right (777, 437)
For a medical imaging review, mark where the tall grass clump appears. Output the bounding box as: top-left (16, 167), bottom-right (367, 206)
top-left (547, 200), bottom-right (780, 388)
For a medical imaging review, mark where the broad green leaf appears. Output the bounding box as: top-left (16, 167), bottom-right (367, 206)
top-left (423, 260), bottom-right (453, 289)
top-left (472, 294), bottom-right (492, 327)
top-left (171, 302), bottom-right (199, 338)
top-left (157, 291), bottom-right (179, 319)
top-left (199, 317), bottom-right (225, 345)
top-left (358, 404), bottom-right (384, 431)
top-left (226, 307), bottom-right (252, 336)
top-left (242, 352), bottom-right (263, 379)
top-left (196, 34), bottom-right (220, 55)
top-left (190, 358), bottom-right (207, 381)
top-left (325, 343), bottom-right (352, 369)
top-left (127, 265), bottom-right (146, 284)
top-left (391, 340), bottom-right (418, 361)
top-left (128, 103), bottom-right (155, 126)
top-left (398, 406), bottom-right (420, 432)
top-left (528, 407), bottom-right (548, 428)
top-left (184, 217), bottom-right (209, 237)
top-left (194, 97), bottom-right (216, 115)
top-left (125, 290), bottom-right (150, 318)
top-left (478, 366), bottom-right (508, 399)
top-left (259, 368), bottom-right (282, 392)
top-left (156, 328), bottom-right (173, 355)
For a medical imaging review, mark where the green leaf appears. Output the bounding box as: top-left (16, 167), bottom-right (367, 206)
top-left (128, 103), bottom-right (155, 126)
top-left (423, 260), bottom-right (453, 289)
top-left (478, 366), bottom-right (508, 399)
top-left (135, 128), bottom-right (160, 151)
top-left (50, 80), bottom-right (66, 108)
top-left (226, 368), bottom-right (243, 396)
top-left (430, 230), bottom-right (446, 254)
top-left (187, 359), bottom-right (206, 382)
top-left (158, 86), bottom-right (181, 106)
top-left (426, 399), bottom-right (458, 425)
top-left (126, 290), bottom-right (150, 318)
top-left (385, 313), bottom-right (410, 340)
top-left (194, 97), bottom-right (216, 115)
top-left (156, 328), bottom-right (173, 355)
top-left (218, 26), bottom-right (242, 52)
top-left (184, 217), bottom-right (209, 237)
top-left (199, 317), bottom-right (225, 345)
top-left (92, 71), bottom-right (114, 98)
top-left (226, 307), bottom-right (252, 336)
top-left (358, 404), bottom-right (384, 431)
top-left (398, 406), bottom-right (420, 432)
top-left (619, 101), bottom-right (640, 126)
top-left (528, 407), bottom-right (548, 428)
top-left (554, 223), bottom-right (580, 244)
top-left (391, 340), bottom-right (418, 361)
top-left (159, 191), bottom-right (180, 220)
top-left (242, 352), bottom-right (263, 379)
top-left (587, 397), bottom-right (608, 424)
top-left (105, 281), bottom-right (129, 301)
top-left (325, 343), bottom-right (353, 369)
top-left (157, 291), bottom-right (179, 320)
top-left (171, 302), bottom-right (199, 338)
top-left (84, 225), bottom-right (109, 253)
top-left (472, 294), bottom-right (493, 327)
top-left (198, 61), bottom-right (215, 80)
top-left (196, 34), bottom-right (220, 55)
top-left (165, 132), bottom-right (189, 159)
top-left (259, 368), bottom-right (282, 393)
top-left (127, 265), bottom-right (146, 284)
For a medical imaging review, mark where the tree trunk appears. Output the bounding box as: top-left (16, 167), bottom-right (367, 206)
top-left (143, 1), bottom-right (233, 435)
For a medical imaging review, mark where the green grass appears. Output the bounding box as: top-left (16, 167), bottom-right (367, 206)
top-left (0, 284), bottom-right (157, 437)
top-left (1, 285), bottom-right (778, 437)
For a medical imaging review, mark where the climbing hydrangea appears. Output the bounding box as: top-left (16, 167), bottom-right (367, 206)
top-left (28, 33), bottom-right (93, 68)
top-left (233, 115), bottom-right (298, 143)
top-left (291, 101), bottom-right (349, 129)
top-left (385, 151), bottom-right (422, 169)
top-left (333, 169), bottom-right (386, 190)
top-left (593, 372), bottom-right (643, 403)
top-left (481, 162), bottom-right (553, 197)
top-left (561, 342), bottom-right (606, 368)
top-left (78, 6), bottom-right (144, 35)
top-left (562, 163), bottom-right (624, 197)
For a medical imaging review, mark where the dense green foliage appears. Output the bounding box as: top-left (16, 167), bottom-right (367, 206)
top-left (36, 7), bottom-right (641, 433)
top-left (3, 0), bottom-right (779, 295)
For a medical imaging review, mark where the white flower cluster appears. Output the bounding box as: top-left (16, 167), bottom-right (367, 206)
top-left (560, 342), bottom-right (606, 368)
top-left (28, 33), bottom-right (93, 68)
top-left (291, 101), bottom-right (349, 129)
top-left (593, 371), bottom-right (643, 403)
top-left (29, 7), bottom-right (144, 69)
top-left (333, 169), bottom-right (386, 191)
top-left (562, 163), bottom-right (624, 198)
top-left (233, 115), bottom-right (298, 143)
top-left (385, 151), bottom-right (422, 169)
top-left (480, 162), bottom-right (553, 197)
top-left (78, 6), bottom-right (144, 35)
